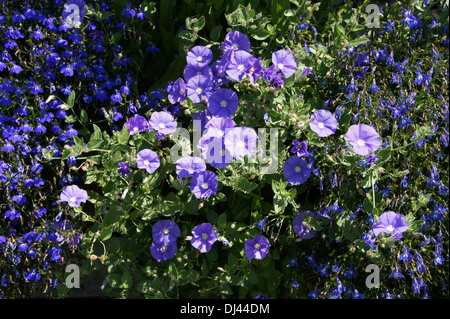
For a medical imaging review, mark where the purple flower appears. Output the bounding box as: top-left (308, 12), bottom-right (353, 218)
top-left (176, 156), bottom-right (206, 178)
top-left (283, 156), bottom-right (312, 185)
top-left (371, 211), bottom-right (409, 239)
top-left (272, 49), bottom-right (297, 78)
top-left (222, 30), bottom-right (251, 54)
top-left (152, 219), bottom-right (180, 246)
top-left (117, 162), bottom-right (131, 177)
top-left (291, 140), bottom-right (308, 157)
top-left (224, 126), bottom-right (258, 161)
top-left (186, 75), bottom-right (213, 103)
top-left (309, 109), bottom-right (338, 137)
top-left (207, 88), bottom-right (239, 117)
top-left (245, 234), bottom-right (270, 260)
top-left (150, 241), bottom-right (177, 262)
top-left (136, 149), bottom-right (160, 174)
top-left (190, 170), bottom-right (218, 199)
top-left (183, 63), bottom-right (213, 82)
top-left (190, 223), bottom-right (218, 253)
top-left (168, 78), bottom-right (186, 104)
top-left (60, 185), bottom-right (88, 207)
top-left (225, 50), bottom-right (253, 82)
top-left (293, 211), bottom-right (315, 239)
top-left (148, 111), bottom-right (177, 135)
top-left (186, 45), bottom-right (213, 67)
top-left (344, 124), bottom-right (381, 156)
top-left (124, 114), bottom-right (149, 135)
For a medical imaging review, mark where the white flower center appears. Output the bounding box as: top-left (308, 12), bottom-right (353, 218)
top-left (197, 56), bottom-right (203, 62)
top-left (159, 123), bottom-right (166, 129)
top-left (188, 169), bottom-right (194, 174)
top-left (357, 139), bottom-right (366, 147)
top-left (70, 197), bottom-right (76, 202)
top-left (254, 243), bottom-right (260, 249)
top-left (278, 63), bottom-right (284, 70)
top-left (201, 183), bottom-right (209, 189)
top-left (133, 127), bottom-right (139, 132)
top-left (179, 89), bottom-right (185, 94)
top-left (238, 141), bottom-right (246, 148)
top-left (196, 87), bottom-right (203, 94)
top-left (161, 245), bottom-right (167, 251)
top-left (238, 64), bottom-right (245, 71)
top-left (232, 44), bottom-right (238, 50)
top-left (144, 160), bottom-right (149, 166)
top-left (295, 166), bottom-right (301, 173)
top-left (163, 228), bottom-right (169, 234)
top-left (220, 100), bottom-right (227, 107)
top-left (202, 233), bottom-right (208, 240)
top-left (386, 225), bottom-right (394, 232)
top-left (318, 122), bottom-right (325, 129)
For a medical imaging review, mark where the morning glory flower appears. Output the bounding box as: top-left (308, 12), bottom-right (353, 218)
top-left (167, 78), bottom-right (187, 104)
top-left (224, 126), bottom-right (258, 161)
top-left (291, 140), bottom-right (309, 157)
top-left (371, 211), bottom-right (409, 239)
top-left (309, 109), bottom-right (338, 137)
top-left (176, 156), bottom-right (206, 178)
top-left (186, 74), bottom-right (213, 103)
top-left (225, 50), bottom-right (253, 82)
top-left (124, 114), bottom-right (150, 135)
top-left (283, 155), bottom-right (312, 185)
top-left (150, 241), bottom-right (177, 263)
top-left (148, 111), bottom-right (177, 135)
top-left (344, 124), bottom-right (381, 156)
top-left (190, 170), bottom-right (218, 199)
top-left (293, 211), bottom-right (315, 239)
top-left (183, 63), bottom-right (213, 82)
top-left (152, 219), bottom-right (180, 246)
top-left (207, 88), bottom-right (239, 117)
top-left (186, 45), bottom-right (213, 67)
top-left (190, 223), bottom-right (218, 253)
top-left (272, 49), bottom-right (297, 78)
top-left (222, 30), bottom-right (251, 54)
top-left (136, 149), bottom-right (160, 174)
top-left (60, 185), bottom-right (88, 207)
top-left (245, 234), bottom-right (270, 261)
top-left (117, 162), bottom-right (131, 177)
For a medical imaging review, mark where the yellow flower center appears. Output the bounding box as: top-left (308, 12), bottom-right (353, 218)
top-left (201, 183), bottom-right (209, 189)
top-left (196, 88), bottom-right (203, 94)
top-left (357, 139), bottom-right (365, 147)
top-left (202, 233), bottom-right (208, 240)
top-left (163, 228), bottom-right (169, 234)
top-left (254, 243), bottom-right (260, 249)
top-left (197, 56), bottom-right (203, 62)
top-left (221, 100), bottom-right (227, 107)
top-left (386, 225), bottom-right (394, 232)
top-left (144, 160), bottom-right (149, 166)
top-left (70, 197), bottom-right (76, 202)
top-left (159, 123), bottom-right (166, 129)
top-left (318, 122), bottom-right (325, 129)
top-left (295, 166), bottom-right (301, 173)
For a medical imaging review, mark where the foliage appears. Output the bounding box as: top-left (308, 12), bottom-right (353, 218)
top-left (1, 0), bottom-right (448, 299)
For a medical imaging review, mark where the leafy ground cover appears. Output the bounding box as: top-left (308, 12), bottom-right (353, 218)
top-left (0, 0), bottom-right (448, 299)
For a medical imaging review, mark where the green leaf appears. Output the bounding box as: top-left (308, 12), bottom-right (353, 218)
top-left (251, 28), bottom-right (270, 40)
top-left (210, 25), bottom-right (222, 41)
top-left (80, 109), bottom-right (88, 124)
top-left (67, 91), bottom-right (76, 108)
top-left (120, 270), bottom-right (133, 289)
